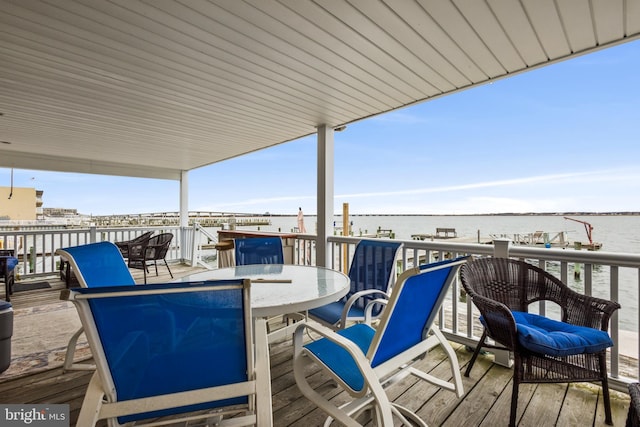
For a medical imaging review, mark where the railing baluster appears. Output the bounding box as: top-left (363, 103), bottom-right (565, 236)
top-left (611, 266), bottom-right (620, 377)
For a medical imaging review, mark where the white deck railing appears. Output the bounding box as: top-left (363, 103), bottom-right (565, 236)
top-left (1, 225), bottom-right (637, 391)
top-left (320, 235), bottom-right (639, 393)
top-left (0, 225), bottom-right (193, 279)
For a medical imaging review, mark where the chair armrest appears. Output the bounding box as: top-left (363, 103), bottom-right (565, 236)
top-left (563, 289), bottom-right (621, 330)
top-left (364, 298), bottom-right (389, 325)
top-left (295, 320), bottom-right (362, 350)
top-left (469, 293), bottom-right (519, 350)
top-left (340, 289), bottom-right (390, 327)
top-left (342, 289), bottom-right (389, 313)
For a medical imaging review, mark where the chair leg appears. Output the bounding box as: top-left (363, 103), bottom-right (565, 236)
top-left (64, 327), bottom-right (84, 371)
top-left (142, 262), bottom-right (147, 284)
top-left (510, 375), bottom-right (519, 427)
top-left (63, 327), bottom-right (95, 371)
top-left (164, 259), bottom-right (173, 278)
top-left (509, 353), bottom-right (526, 427)
top-left (465, 329), bottom-right (488, 377)
top-left (76, 372), bottom-right (105, 427)
top-left (600, 354), bottom-right (613, 425)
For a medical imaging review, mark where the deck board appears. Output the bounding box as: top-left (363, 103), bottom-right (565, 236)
top-left (0, 263), bottom-right (631, 426)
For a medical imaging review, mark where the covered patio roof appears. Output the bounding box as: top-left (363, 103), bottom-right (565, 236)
top-left (2, 0), bottom-right (639, 180)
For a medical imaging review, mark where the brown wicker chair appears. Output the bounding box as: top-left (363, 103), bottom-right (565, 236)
top-left (114, 231), bottom-right (153, 259)
top-left (460, 257), bottom-right (620, 427)
top-left (128, 232), bottom-right (174, 283)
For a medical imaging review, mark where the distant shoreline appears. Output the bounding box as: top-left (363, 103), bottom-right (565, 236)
top-left (25, 211), bottom-right (640, 224)
top-left (264, 212), bottom-right (640, 217)
top-left (340, 212), bottom-right (640, 217)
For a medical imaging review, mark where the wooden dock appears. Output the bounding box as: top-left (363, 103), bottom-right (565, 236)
top-left (412, 228), bottom-right (493, 244)
top-left (0, 265), bottom-right (632, 426)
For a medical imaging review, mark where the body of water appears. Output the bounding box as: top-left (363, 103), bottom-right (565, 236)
top-left (261, 214), bottom-right (640, 253)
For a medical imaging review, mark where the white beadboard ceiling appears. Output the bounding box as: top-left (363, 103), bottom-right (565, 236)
top-left (1, 0), bottom-right (639, 180)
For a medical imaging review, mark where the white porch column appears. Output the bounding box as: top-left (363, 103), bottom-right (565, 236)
top-left (316, 125), bottom-right (334, 267)
top-left (180, 170), bottom-right (189, 228)
top-left (180, 170), bottom-right (189, 261)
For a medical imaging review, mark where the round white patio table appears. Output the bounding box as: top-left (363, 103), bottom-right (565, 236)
top-left (175, 264), bottom-right (350, 318)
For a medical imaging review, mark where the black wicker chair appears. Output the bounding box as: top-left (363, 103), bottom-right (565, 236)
top-left (460, 257), bottom-right (620, 427)
top-left (128, 232), bottom-right (173, 283)
top-left (114, 231), bottom-right (153, 260)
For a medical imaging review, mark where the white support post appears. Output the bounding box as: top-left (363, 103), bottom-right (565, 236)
top-left (316, 125), bottom-right (334, 267)
top-left (180, 171), bottom-right (189, 262)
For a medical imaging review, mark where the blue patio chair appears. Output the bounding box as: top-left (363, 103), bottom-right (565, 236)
top-left (293, 256), bottom-right (468, 426)
top-left (63, 279), bottom-right (272, 426)
top-left (56, 241), bottom-right (136, 371)
top-left (234, 237), bottom-right (284, 265)
top-left (308, 239), bottom-right (402, 329)
top-left (233, 236), bottom-right (303, 332)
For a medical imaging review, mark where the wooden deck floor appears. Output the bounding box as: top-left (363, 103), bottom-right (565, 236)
top-left (0, 263), bottom-right (632, 426)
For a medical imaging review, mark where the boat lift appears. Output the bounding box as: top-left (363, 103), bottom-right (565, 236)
top-left (563, 217), bottom-right (602, 250)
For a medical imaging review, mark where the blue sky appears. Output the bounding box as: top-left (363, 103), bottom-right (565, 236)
top-left (2, 40), bottom-right (639, 216)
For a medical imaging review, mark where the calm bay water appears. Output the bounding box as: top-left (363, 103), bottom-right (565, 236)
top-left (262, 214), bottom-right (640, 253)
top-left (231, 214), bottom-right (640, 333)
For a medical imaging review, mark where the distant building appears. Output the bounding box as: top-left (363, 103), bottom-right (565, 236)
top-left (0, 186), bottom-right (43, 220)
top-left (43, 207), bottom-right (79, 218)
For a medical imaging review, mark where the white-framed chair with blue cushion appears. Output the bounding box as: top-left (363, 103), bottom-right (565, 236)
top-left (63, 279), bottom-right (272, 427)
top-left (293, 256), bottom-right (468, 426)
top-left (460, 257), bottom-right (621, 427)
top-left (55, 241), bottom-right (136, 371)
top-left (308, 239), bottom-right (402, 329)
top-left (234, 236), bottom-right (284, 266)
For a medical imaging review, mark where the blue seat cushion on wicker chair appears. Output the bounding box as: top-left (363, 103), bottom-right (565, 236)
top-left (511, 311), bottom-right (613, 357)
top-left (303, 323), bottom-right (375, 392)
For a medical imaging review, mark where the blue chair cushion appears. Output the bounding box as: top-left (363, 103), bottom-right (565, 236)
top-left (3, 257), bottom-right (18, 271)
top-left (303, 323), bottom-right (375, 392)
top-left (307, 302), bottom-right (365, 326)
top-left (512, 311), bottom-right (613, 357)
